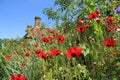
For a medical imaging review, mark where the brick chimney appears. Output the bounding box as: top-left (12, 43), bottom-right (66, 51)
top-left (35, 16), bottom-right (41, 27)
top-left (26, 25), bottom-right (32, 32)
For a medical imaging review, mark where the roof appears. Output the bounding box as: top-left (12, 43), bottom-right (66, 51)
top-left (23, 26), bottom-right (46, 39)
top-left (23, 16), bottom-right (47, 39)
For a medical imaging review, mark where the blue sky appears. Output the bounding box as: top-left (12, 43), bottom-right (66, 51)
top-left (0, 0), bottom-right (55, 39)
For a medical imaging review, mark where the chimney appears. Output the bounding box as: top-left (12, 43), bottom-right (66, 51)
top-left (26, 25), bottom-right (32, 32)
top-left (35, 16), bottom-right (41, 27)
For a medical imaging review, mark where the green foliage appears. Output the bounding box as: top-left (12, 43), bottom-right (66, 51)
top-left (43, 0), bottom-right (113, 25)
top-left (0, 0), bottom-right (120, 80)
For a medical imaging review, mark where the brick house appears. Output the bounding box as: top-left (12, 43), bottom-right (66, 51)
top-left (23, 16), bottom-right (47, 39)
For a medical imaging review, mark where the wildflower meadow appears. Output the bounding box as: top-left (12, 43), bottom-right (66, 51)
top-left (0, 0), bottom-right (120, 80)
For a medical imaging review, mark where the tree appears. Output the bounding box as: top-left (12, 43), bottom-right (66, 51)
top-left (43, 0), bottom-right (117, 29)
top-left (43, 0), bottom-right (120, 41)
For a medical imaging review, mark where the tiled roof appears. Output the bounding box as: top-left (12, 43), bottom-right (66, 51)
top-left (23, 16), bottom-right (47, 39)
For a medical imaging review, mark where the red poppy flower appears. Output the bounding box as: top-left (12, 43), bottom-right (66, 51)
top-left (34, 49), bottom-right (43, 55)
top-left (106, 27), bottom-right (112, 32)
top-left (88, 12), bottom-right (97, 19)
top-left (94, 9), bottom-right (100, 15)
top-left (105, 16), bottom-right (114, 25)
top-left (65, 46), bottom-right (82, 58)
top-left (24, 52), bottom-right (30, 57)
top-left (49, 29), bottom-right (54, 33)
top-left (11, 74), bottom-right (16, 80)
top-left (76, 26), bottom-right (86, 32)
top-left (41, 37), bottom-right (48, 42)
top-left (11, 74), bottom-right (27, 80)
top-left (41, 37), bottom-right (51, 43)
top-left (103, 38), bottom-right (116, 47)
top-left (5, 55), bottom-right (11, 60)
top-left (21, 61), bottom-right (26, 67)
top-left (38, 52), bottom-right (47, 59)
top-left (56, 35), bottom-right (66, 43)
top-left (50, 48), bottom-right (61, 56)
